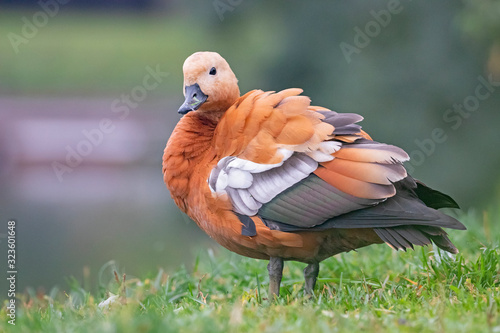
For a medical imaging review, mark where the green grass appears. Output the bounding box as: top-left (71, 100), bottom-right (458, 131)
top-left (1, 209), bottom-right (499, 332)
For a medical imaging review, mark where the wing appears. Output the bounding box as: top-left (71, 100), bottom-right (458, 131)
top-left (213, 88), bottom-right (338, 165)
top-left (260, 176), bottom-right (465, 253)
top-left (209, 89), bottom-right (408, 224)
top-left (208, 89), bottom-right (465, 254)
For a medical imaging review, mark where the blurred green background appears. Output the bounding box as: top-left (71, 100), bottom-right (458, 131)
top-left (0, 0), bottom-right (499, 294)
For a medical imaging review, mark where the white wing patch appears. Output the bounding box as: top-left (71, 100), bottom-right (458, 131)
top-left (227, 168), bottom-right (253, 188)
top-left (319, 141), bottom-right (342, 154)
top-left (226, 148), bottom-right (294, 172)
top-left (303, 141), bottom-right (341, 162)
top-left (208, 151), bottom-right (320, 216)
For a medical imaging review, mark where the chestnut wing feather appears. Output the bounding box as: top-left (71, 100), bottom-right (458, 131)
top-left (209, 89), bottom-right (409, 226)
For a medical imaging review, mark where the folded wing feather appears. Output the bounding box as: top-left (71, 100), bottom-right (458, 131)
top-left (209, 152), bottom-right (319, 216)
top-left (208, 89), bottom-right (410, 222)
top-left (205, 89), bottom-right (465, 253)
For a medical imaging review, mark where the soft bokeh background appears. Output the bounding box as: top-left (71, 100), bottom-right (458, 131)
top-left (1, 0), bottom-right (499, 294)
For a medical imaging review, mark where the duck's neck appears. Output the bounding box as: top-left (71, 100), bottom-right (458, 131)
top-left (162, 111), bottom-right (221, 211)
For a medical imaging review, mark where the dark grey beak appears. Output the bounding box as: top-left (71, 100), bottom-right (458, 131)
top-left (178, 83), bottom-right (208, 114)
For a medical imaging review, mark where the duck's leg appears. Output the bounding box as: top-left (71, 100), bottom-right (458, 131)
top-left (267, 257), bottom-right (284, 299)
top-left (303, 262), bottom-right (320, 295)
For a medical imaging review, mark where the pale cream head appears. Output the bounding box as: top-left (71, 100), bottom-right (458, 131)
top-left (180, 52), bottom-right (240, 113)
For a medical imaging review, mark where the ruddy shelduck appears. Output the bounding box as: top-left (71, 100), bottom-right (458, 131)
top-left (163, 51), bottom-right (465, 298)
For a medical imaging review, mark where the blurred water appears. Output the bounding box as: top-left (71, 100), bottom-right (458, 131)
top-left (0, 97), bottom-right (214, 293)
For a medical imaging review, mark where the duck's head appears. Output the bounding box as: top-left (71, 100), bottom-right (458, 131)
top-left (178, 51), bottom-right (240, 115)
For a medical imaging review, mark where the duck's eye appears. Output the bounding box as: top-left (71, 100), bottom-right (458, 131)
top-left (209, 67), bottom-right (217, 75)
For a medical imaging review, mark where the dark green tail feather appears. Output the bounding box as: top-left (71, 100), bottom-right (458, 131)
top-left (414, 180), bottom-right (460, 209)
